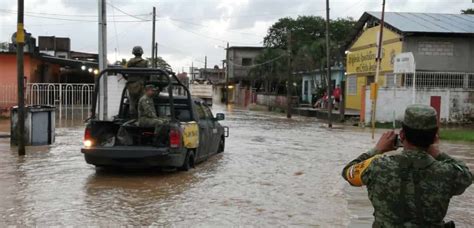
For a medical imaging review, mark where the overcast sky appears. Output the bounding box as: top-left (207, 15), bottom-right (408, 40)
top-left (1, 0), bottom-right (473, 72)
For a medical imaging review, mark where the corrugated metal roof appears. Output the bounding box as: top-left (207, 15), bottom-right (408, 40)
top-left (367, 12), bottom-right (474, 34)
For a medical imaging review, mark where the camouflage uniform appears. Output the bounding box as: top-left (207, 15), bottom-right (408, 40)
top-left (342, 104), bottom-right (472, 227)
top-left (126, 47), bottom-right (149, 117)
top-left (138, 93), bottom-right (169, 137)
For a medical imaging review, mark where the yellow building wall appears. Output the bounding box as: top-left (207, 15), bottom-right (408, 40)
top-left (345, 26), bottom-right (403, 110)
top-left (346, 76), bottom-right (367, 110)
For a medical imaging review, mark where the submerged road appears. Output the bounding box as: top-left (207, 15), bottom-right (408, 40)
top-left (0, 105), bottom-right (473, 227)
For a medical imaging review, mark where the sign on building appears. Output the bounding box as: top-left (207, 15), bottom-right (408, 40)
top-left (393, 52), bottom-right (415, 73)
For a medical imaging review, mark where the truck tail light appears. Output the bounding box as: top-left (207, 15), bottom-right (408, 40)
top-left (84, 128), bottom-right (93, 147)
top-left (169, 128), bottom-right (181, 148)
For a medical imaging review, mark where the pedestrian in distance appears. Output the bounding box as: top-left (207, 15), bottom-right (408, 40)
top-left (126, 46), bottom-right (149, 118)
top-left (342, 104), bottom-right (472, 227)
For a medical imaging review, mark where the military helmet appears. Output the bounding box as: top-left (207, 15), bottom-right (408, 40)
top-left (144, 84), bottom-right (155, 90)
top-left (132, 46), bottom-right (143, 56)
top-left (403, 104), bottom-right (438, 130)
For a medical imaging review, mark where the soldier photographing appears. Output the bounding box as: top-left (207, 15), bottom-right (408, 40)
top-left (342, 104), bottom-right (472, 227)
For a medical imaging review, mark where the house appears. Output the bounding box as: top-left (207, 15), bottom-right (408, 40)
top-left (226, 46), bottom-right (264, 104)
top-left (300, 66), bottom-right (345, 104)
top-left (0, 34), bottom-right (98, 112)
top-left (198, 67), bottom-right (225, 84)
top-left (345, 12), bottom-right (474, 123)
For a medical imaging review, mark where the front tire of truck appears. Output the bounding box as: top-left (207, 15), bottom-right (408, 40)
top-left (179, 150), bottom-right (195, 171)
top-left (217, 137), bottom-right (225, 153)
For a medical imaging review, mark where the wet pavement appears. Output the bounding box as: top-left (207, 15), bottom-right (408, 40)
top-left (0, 105), bottom-right (473, 227)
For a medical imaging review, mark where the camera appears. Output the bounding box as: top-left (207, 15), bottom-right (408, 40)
top-left (394, 134), bottom-right (403, 148)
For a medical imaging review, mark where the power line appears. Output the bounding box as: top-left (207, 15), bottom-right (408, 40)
top-left (169, 18), bottom-right (263, 37)
top-left (227, 54), bottom-right (288, 68)
top-left (106, 2), bottom-right (151, 21)
top-left (169, 20), bottom-right (262, 46)
top-left (0, 8), bottom-right (149, 18)
top-left (0, 9), bottom-right (150, 22)
top-left (110, 0), bottom-right (121, 62)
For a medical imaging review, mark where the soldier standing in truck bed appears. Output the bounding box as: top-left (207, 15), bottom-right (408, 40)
top-left (126, 46), bottom-right (149, 118)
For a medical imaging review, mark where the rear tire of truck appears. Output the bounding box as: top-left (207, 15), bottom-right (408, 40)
top-left (217, 137), bottom-right (225, 153)
top-left (179, 150), bottom-right (195, 171)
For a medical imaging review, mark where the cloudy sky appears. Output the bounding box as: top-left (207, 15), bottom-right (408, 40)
top-left (1, 0), bottom-right (472, 72)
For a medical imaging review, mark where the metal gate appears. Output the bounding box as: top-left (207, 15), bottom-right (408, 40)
top-left (27, 83), bottom-right (94, 126)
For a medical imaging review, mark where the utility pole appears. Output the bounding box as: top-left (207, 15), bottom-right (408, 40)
top-left (151, 6), bottom-right (156, 68)
top-left (325, 0), bottom-right (332, 128)
top-left (191, 61), bottom-right (194, 80)
top-left (154, 42), bottom-right (158, 68)
top-left (371, 0), bottom-right (386, 139)
top-left (16, 0), bottom-right (25, 156)
top-left (286, 29), bottom-right (292, 119)
top-left (225, 42), bottom-right (229, 105)
top-left (98, 0), bottom-right (107, 120)
top-left (204, 56), bottom-right (207, 80)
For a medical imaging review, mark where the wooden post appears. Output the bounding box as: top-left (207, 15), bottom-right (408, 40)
top-left (286, 29), bottom-right (292, 119)
top-left (16, 0), bottom-right (26, 156)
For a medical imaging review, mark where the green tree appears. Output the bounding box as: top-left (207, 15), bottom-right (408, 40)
top-left (461, 8), bottom-right (474, 14)
top-left (263, 16), bottom-right (355, 62)
top-left (146, 56), bottom-right (172, 70)
top-left (255, 16), bottom-right (355, 94)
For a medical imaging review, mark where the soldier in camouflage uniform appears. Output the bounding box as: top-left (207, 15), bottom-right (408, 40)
top-left (342, 104), bottom-right (472, 227)
top-left (138, 85), bottom-right (169, 144)
top-left (126, 46), bottom-right (149, 118)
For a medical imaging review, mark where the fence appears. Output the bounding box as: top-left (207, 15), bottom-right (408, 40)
top-left (0, 84), bottom-right (17, 109)
top-left (403, 72), bottom-right (474, 89)
top-left (27, 83), bottom-right (94, 125)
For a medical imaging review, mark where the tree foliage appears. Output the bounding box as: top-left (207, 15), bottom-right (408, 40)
top-left (146, 56), bottom-right (172, 70)
top-left (461, 8), bottom-right (474, 14)
top-left (252, 16), bottom-right (355, 93)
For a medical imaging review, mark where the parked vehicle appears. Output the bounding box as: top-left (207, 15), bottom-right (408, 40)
top-left (81, 68), bottom-right (229, 170)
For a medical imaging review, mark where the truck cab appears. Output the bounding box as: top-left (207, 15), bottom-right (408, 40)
top-left (81, 68), bottom-right (228, 170)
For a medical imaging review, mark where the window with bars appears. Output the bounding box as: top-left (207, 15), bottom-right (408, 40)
top-left (404, 72), bottom-right (473, 89)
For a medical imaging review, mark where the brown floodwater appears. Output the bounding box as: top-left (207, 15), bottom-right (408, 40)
top-left (0, 105), bottom-right (472, 227)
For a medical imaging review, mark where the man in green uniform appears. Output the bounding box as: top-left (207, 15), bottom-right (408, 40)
top-left (342, 104), bottom-right (472, 227)
top-left (126, 46), bottom-right (149, 118)
top-left (138, 85), bottom-right (169, 144)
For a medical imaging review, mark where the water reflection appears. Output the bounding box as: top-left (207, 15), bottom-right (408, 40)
top-left (0, 106), bottom-right (473, 227)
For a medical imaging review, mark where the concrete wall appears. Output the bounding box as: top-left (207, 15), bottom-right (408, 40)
top-left (364, 87), bottom-right (474, 124)
top-left (256, 94), bottom-right (288, 109)
top-left (404, 36), bottom-right (474, 72)
top-left (227, 47), bottom-right (263, 79)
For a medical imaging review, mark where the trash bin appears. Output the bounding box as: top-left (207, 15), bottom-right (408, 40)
top-left (11, 105), bottom-right (56, 146)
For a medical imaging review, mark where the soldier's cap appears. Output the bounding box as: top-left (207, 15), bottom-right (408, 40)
top-left (144, 84), bottom-right (156, 90)
top-left (402, 104), bottom-right (438, 130)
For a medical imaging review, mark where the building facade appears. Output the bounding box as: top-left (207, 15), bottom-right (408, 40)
top-left (226, 46), bottom-right (264, 104)
top-left (346, 12), bottom-right (474, 123)
top-left (300, 66), bottom-right (345, 104)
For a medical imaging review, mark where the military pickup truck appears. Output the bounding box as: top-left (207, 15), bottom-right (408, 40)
top-left (81, 68), bottom-right (229, 170)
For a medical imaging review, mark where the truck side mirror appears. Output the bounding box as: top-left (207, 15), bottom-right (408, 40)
top-left (215, 113), bottom-right (225, 121)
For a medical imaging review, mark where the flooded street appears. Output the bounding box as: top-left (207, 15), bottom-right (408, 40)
top-left (0, 106), bottom-right (473, 227)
